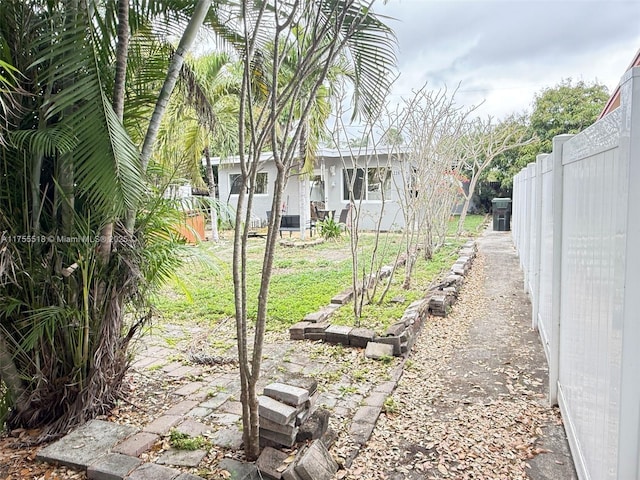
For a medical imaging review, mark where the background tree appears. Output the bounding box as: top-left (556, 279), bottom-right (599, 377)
top-left (456, 115), bottom-right (535, 234)
top-left (477, 78), bottom-right (609, 200)
top-left (232, 0), bottom-right (396, 460)
top-left (530, 78), bottom-right (609, 154)
top-left (382, 126), bottom-right (404, 146)
top-left (155, 52), bottom-right (240, 241)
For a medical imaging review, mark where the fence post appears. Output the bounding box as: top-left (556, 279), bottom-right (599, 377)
top-left (523, 163), bottom-right (536, 294)
top-left (531, 154), bottom-right (547, 331)
top-left (513, 172), bottom-right (522, 251)
top-left (549, 134), bottom-right (572, 406)
top-left (617, 66), bottom-right (640, 479)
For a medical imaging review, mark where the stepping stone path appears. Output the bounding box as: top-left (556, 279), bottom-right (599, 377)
top-left (35, 241), bottom-right (478, 480)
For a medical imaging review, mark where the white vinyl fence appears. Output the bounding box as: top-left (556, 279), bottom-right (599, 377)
top-left (512, 66), bottom-right (640, 480)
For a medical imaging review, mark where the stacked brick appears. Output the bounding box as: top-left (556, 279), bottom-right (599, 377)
top-left (428, 240), bottom-right (476, 317)
top-left (287, 241), bottom-right (477, 358)
top-left (258, 381), bottom-right (318, 448)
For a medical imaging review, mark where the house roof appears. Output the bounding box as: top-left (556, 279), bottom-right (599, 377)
top-left (598, 47), bottom-right (640, 119)
top-left (207, 145), bottom-right (409, 166)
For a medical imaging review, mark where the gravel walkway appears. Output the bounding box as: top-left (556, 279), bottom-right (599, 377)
top-left (340, 230), bottom-right (577, 480)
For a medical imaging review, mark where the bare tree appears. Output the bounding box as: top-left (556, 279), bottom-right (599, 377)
top-left (456, 115), bottom-right (535, 234)
top-left (389, 85), bottom-right (478, 288)
top-left (232, 0), bottom-right (395, 460)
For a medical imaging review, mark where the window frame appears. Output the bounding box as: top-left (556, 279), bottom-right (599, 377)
top-left (342, 166), bottom-right (392, 202)
top-left (229, 172), bottom-right (268, 195)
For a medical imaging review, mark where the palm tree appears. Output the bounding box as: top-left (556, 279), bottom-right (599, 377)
top-left (0, 0), bottom-right (244, 439)
top-left (154, 51), bottom-right (241, 241)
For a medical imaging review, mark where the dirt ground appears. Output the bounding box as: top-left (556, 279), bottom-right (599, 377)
top-left (341, 230), bottom-right (577, 479)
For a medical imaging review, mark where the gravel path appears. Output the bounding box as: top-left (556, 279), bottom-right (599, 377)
top-left (340, 230), bottom-right (577, 480)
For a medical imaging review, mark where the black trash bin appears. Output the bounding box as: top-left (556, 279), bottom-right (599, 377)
top-left (492, 198), bottom-right (512, 231)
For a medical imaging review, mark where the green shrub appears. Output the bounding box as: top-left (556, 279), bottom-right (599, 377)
top-left (317, 217), bottom-right (342, 240)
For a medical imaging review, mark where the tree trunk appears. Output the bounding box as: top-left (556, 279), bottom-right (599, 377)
top-left (126, 0), bottom-right (212, 231)
top-left (204, 147), bottom-right (219, 242)
top-left (457, 175), bottom-right (478, 235)
top-left (140, 0), bottom-right (212, 173)
top-left (0, 331), bottom-right (26, 416)
top-left (98, 0), bottom-right (129, 260)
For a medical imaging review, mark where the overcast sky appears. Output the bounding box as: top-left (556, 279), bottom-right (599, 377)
top-left (371, 0), bottom-right (640, 120)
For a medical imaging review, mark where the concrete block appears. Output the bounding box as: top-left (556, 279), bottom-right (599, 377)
top-left (349, 420), bottom-right (376, 446)
top-left (174, 419), bottom-right (211, 437)
top-left (35, 420), bottom-right (136, 469)
top-left (208, 413), bottom-right (241, 425)
top-left (294, 440), bottom-right (338, 480)
top-left (260, 426), bottom-right (298, 447)
top-left (282, 463), bottom-right (303, 480)
top-left (280, 375), bottom-right (318, 397)
top-left (289, 322), bottom-right (311, 340)
top-left (330, 288), bottom-right (353, 305)
top-left (379, 265), bottom-right (393, 277)
top-left (302, 310), bottom-right (329, 323)
top-left (323, 303), bottom-right (341, 314)
top-left (87, 453), bottom-right (142, 480)
top-left (349, 327), bottom-right (375, 348)
top-left (143, 415), bottom-right (182, 435)
top-left (264, 383), bottom-right (309, 406)
top-left (218, 459), bottom-right (259, 480)
top-left (199, 391), bottom-right (232, 409)
top-left (304, 322), bottom-right (330, 334)
top-left (210, 426), bottom-right (244, 449)
top-left (256, 447), bottom-right (289, 480)
top-left (324, 324), bottom-right (352, 345)
top-left (164, 400), bottom-right (200, 416)
top-left (156, 448), bottom-right (207, 467)
top-left (352, 406), bottom-right (380, 424)
top-left (384, 321), bottom-right (405, 337)
top-left (364, 392), bottom-right (388, 409)
top-left (174, 474), bottom-right (207, 480)
top-left (173, 382), bottom-right (203, 396)
top-left (259, 395), bottom-right (297, 425)
top-left (126, 462), bottom-right (180, 480)
top-left (185, 407), bottom-right (212, 418)
top-left (296, 408), bottom-right (329, 443)
top-left (112, 432), bottom-right (159, 457)
top-left (303, 332), bottom-right (326, 341)
top-left (260, 416), bottom-right (297, 436)
top-left (373, 335), bottom-right (401, 356)
top-left (364, 342), bottom-right (394, 360)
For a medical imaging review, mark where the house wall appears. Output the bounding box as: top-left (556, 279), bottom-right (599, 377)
top-left (512, 66), bottom-right (640, 480)
top-left (217, 161), bottom-right (294, 226)
top-left (320, 154), bottom-right (409, 231)
top-left (216, 150), bottom-right (411, 231)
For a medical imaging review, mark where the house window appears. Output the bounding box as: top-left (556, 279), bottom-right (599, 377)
top-left (343, 167), bottom-right (391, 201)
top-left (229, 172), bottom-right (268, 195)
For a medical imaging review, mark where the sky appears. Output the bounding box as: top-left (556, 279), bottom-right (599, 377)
top-left (370, 0), bottom-right (640, 120)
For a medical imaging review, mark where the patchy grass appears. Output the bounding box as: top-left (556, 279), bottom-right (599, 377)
top-left (168, 429), bottom-right (209, 451)
top-left (329, 241), bottom-right (465, 333)
top-left (153, 215), bottom-right (486, 333)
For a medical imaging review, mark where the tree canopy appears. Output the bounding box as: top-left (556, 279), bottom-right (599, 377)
top-left (484, 78), bottom-right (610, 197)
top-left (530, 78), bottom-right (609, 154)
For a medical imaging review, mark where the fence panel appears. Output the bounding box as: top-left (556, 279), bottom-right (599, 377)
top-left (536, 154), bottom-right (553, 355)
top-left (512, 67), bottom-right (640, 479)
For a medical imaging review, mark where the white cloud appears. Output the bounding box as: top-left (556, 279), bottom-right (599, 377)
top-left (373, 0), bottom-right (640, 119)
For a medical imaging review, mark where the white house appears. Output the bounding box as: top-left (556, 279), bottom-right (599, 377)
top-left (210, 146), bottom-right (413, 231)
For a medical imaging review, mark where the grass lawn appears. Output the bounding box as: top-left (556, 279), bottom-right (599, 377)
top-left (153, 214), bottom-right (488, 334)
